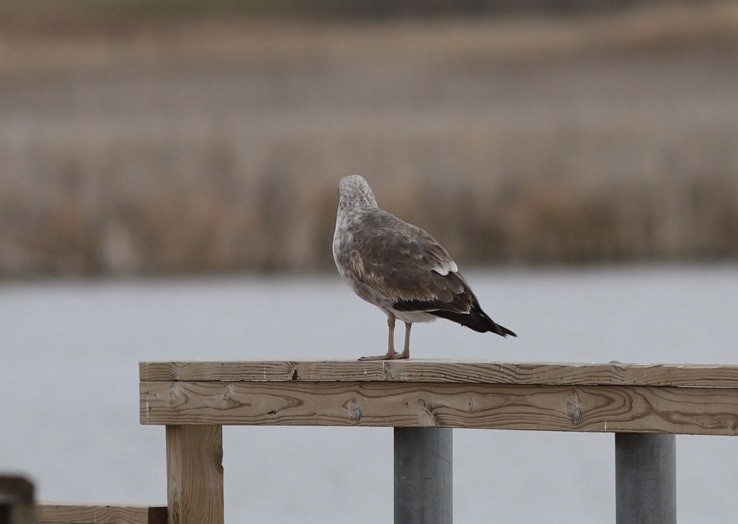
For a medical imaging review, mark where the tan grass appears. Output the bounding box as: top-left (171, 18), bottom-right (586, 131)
top-left (1, 3), bottom-right (737, 276)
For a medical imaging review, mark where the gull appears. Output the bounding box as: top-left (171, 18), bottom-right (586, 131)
top-left (333, 174), bottom-right (516, 361)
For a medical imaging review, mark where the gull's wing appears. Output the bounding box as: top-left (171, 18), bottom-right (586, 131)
top-left (347, 209), bottom-right (475, 315)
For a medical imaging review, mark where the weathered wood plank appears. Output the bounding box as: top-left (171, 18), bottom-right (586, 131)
top-left (140, 380), bottom-right (738, 435)
top-left (139, 360), bottom-right (738, 387)
top-left (166, 425), bottom-right (223, 524)
top-left (38, 504), bottom-right (166, 524)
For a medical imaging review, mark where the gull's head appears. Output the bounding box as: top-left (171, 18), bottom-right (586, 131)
top-left (338, 174), bottom-right (378, 210)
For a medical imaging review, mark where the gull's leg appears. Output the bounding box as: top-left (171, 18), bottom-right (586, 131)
top-left (397, 322), bottom-right (412, 359)
top-left (359, 313), bottom-right (400, 361)
top-left (386, 314), bottom-right (397, 355)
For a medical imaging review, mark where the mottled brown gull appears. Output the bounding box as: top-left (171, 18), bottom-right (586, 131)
top-left (333, 174), bottom-right (516, 361)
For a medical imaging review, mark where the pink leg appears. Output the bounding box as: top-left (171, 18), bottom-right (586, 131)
top-left (359, 314), bottom-right (403, 361)
top-left (398, 322), bottom-right (412, 359)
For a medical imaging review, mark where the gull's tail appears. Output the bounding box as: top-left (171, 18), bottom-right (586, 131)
top-left (431, 304), bottom-right (517, 338)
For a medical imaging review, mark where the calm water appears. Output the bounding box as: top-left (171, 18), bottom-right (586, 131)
top-left (1, 265), bottom-right (737, 523)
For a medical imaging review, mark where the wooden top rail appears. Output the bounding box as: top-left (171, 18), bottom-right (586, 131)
top-left (139, 360), bottom-right (738, 436)
top-left (140, 360), bottom-right (738, 386)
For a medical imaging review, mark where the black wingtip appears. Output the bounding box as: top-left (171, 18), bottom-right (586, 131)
top-left (494, 323), bottom-right (517, 338)
top-left (477, 305), bottom-right (516, 338)
top-left (430, 306), bottom-right (516, 338)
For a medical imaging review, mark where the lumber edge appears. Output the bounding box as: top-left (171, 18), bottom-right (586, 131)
top-left (38, 504), bottom-right (167, 524)
top-left (139, 360), bottom-right (738, 387)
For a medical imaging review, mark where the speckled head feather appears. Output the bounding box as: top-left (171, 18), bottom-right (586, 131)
top-left (337, 175), bottom-right (378, 211)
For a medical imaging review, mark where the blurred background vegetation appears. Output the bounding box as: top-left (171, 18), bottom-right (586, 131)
top-left (1, 0), bottom-right (737, 277)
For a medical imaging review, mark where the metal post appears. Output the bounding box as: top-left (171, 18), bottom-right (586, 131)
top-left (394, 427), bottom-right (453, 524)
top-left (615, 433), bottom-right (676, 524)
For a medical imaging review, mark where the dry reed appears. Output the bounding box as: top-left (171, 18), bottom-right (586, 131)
top-left (1, 3), bottom-right (737, 276)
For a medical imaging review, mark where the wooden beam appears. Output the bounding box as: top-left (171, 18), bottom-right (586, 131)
top-left (38, 505), bottom-right (166, 524)
top-left (141, 380), bottom-right (738, 435)
top-left (139, 360), bottom-right (738, 387)
top-left (166, 425), bottom-right (223, 524)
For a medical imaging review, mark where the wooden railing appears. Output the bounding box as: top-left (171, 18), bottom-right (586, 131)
top-left (139, 360), bottom-right (738, 524)
top-left (38, 505), bottom-right (167, 524)
top-left (0, 474), bottom-right (166, 524)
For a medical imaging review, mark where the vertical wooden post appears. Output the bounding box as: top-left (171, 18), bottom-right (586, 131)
top-left (0, 475), bottom-right (37, 524)
top-left (166, 425), bottom-right (224, 524)
top-left (615, 433), bottom-right (676, 524)
top-left (394, 428), bottom-right (453, 524)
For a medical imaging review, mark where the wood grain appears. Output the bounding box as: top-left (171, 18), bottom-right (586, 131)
top-left (139, 360), bottom-right (738, 387)
top-left (38, 504), bottom-right (166, 524)
top-left (140, 380), bottom-right (738, 436)
top-left (166, 425), bottom-right (223, 524)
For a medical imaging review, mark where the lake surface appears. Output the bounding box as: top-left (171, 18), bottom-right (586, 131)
top-left (1, 265), bottom-right (737, 523)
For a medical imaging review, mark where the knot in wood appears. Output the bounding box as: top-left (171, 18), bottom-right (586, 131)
top-left (345, 398), bottom-right (363, 423)
top-left (567, 391), bottom-right (583, 426)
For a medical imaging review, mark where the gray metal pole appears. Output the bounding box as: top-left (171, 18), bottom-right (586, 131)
top-left (394, 427), bottom-right (453, 524)
top-left (615, 433), bottom-right (676, 524)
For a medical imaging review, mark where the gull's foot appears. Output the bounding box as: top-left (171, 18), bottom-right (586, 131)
top-left (358, 351), bottom-right (409, 361)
